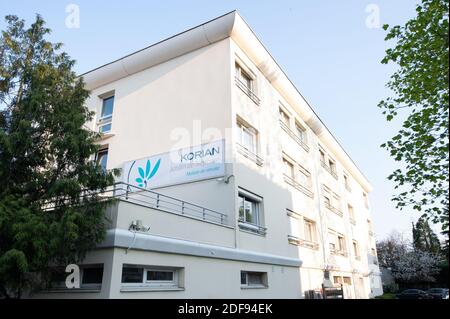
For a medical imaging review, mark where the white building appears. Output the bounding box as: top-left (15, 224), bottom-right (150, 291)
top-left (37, 11), bottom-right (383, 299)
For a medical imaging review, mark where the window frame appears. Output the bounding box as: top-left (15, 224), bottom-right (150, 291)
top-left (121, 265), bottom-right (181, 290)
top-left (98, 95), bottom-right (115, 134)
top-left (240, 271), bottom-right (268, 289)
top-left (96, 147), bottom-right (109, 172)
top-left (237, 188), bottom-right (265, 235)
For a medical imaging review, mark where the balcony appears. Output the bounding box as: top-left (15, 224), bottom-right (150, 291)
top-left (107, 183), bottom-right (228, 226)
top-left (235, 76), bottom-right (260, 105)
top-left (320, 160), bottom-right (338, 180)
top-left (283, 174), bottom-right (314, 198)
top-left (325, 202), bottom-right (343, 217)
top-left (279, 120), bottom-right (309, 152)
top-left (236, 143), bottom-right (264, 166)
top-left (288, 235), bottom-right (319, 250)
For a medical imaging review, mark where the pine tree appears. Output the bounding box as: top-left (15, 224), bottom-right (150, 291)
top-left (412, 217), bottom-right (442, 255)
top-left (0, 15), bottom-right (118, 298)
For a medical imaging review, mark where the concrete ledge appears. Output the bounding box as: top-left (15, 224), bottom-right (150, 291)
top-left (98, 228), bottom-right (302, 267)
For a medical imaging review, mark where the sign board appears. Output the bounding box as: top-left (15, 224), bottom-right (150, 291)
top-left (123, 140), bottom-right (225, 189)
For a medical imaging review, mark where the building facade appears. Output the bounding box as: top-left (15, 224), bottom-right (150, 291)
top-left (35, 11), bottom-right (383, 299)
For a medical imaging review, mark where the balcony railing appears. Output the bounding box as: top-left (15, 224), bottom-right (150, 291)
top-left (238, 219), bottom-right (267, 236)
top-left (330, 248), bottom-right (348, 257)
top-left (284, 174), bottom-right (314, 198)
top-left (288, 235), bottom-right (319, 250)
top-left (279, 120), bottom-right (310, 152)
top-left (43, 182), bottom-right (228, 227)
top-left (320, 160), bottom-right (338, 180)
top-left (236, 143), bottom-right (264, 166)
top-left (235, 76), bottom-right (260, 105)
top-left (325, 202), bottom-right (343, 217)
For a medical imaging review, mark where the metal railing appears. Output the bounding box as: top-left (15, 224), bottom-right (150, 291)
top-left (238, 219), bottom-right (267, 236)
top-left (325, 202), bottom-right (343, 217)
top-left (110, 182), bottom-right (227, 226)
top-left (279, 120), bottom-right (310, 152)
top-left (320, 160), bottom-right (338, 180)
top-left (236, 143), bottom-right (264, 166)
top-left (283, 174), bottom-right (314, 198)
top-left (235, 76), bottom-right (260, 105)
top-left (288, 235), bottom-right (319, 250)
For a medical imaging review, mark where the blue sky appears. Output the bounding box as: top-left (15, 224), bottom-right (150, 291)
top-left (2, 0), bottom-right (438, 240)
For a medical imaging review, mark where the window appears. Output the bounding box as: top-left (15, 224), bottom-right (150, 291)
top-left (279, 107), bottom-right (290, 127)
top-left (323, 185), bottom-right (342, 216)
top-left (352, 240), bottom-right (360, 259)
top-left (368, 219), bottom-right (373, 236)
top-left (236, 118), bottom-right (262, 165)
top-left (329, 230), bottom-right (346, 256)
top-left (98, 95), bottom-right (114, 133)
top-left (49, 264), bottom-right (103, 290)
top-left (294, 121), bottom-right (307, 144)
top-left (238, 189), bottom-right (265, 235)
top-left (283, 157), bottom-right (295, 180)
top-left (235, 63), bottom-right (253, 91)
top-left (328, 158), bottom-right (337, 175)
top-left (344, 174), bottom-right (351, 192)
top-left (319, 149), bottom-right (326, 164)
top-left (343, 277), bottom-right (352, 285)
top-left (235, 62), bottom-right (259, 104)
top-left (82, 266), bottom-right (104, 286)
top-left (96, 148), bottom-right (108, 172)
top-left (348, 204), bottom-right (355, 224)
top-left (363, 192), bottom-right (369, 208)
top-left (333, 276), bottom-right (343, 285)
top-left (303, 218), bottom-right (316, 243)
top-left (337, 235), bottom-right (346, 254)
top-left (121, 265), bottom-right (181, 290)
top-left (328, 231), bottom-right (336, 252)
top-left (121, 266), bottom-right (144, 283)
top-left (298, 165), bottom-right (311, 188)
top-left (371, 248), bottom-right (377, 256)
top-left (236, 122), bottom-right (256, 153)
top-left (240, 271), bottom-right (267, 288)
top-left (324, 195), bottom-right (331, 207)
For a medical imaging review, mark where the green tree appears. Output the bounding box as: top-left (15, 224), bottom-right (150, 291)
top-left (412, 217), bottom-right (442, 255)
top-left (0, 15), bottom-right (118, 298)
top-left (379, 0), bottom-right (449, 233)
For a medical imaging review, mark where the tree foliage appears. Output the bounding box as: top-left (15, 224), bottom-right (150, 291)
top-left (379, 0), bottom-right (449, 232)
top-left (0, 15), bottom-right (117, 298)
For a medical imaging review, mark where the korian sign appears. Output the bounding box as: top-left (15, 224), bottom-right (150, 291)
top-left (123, 140), bottom-right (225, 189)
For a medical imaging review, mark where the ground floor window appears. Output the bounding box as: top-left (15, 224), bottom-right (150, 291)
top-left (240, 271), bottom-right (268, 288)
top-left (48, 264), bottom-right (103, 290)
top-left (121, 265), bottom-right (182, 290)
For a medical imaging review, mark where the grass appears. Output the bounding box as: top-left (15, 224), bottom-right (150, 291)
top-left (374, 293), bottom-right (396, 299)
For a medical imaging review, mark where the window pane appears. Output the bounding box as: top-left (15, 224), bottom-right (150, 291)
top-left (147, 271), bottom-right (173, 281)
top-left (121, 267), bottom-right (143, 283)
top-left (295, 124), bottom-right (305, 141)
top-left (238, 196), bottom-right (245, 220)
top-left (101, 96), bottom-right (114, 118)
top-left (240, 272), bottom-right (247, 285)
top-left (244, 200), bottom-right (253, 223)
top-left (82, 267), bottom-right (103, 284)
top-left (97, 150), bottom-right (108, 172)
top-left (99, 123), bottom-right (112, 133)
top-left (241, 71), bottom-right (252, 90)
top-left (242, 128), bottom-right (255, 152)
top-left (304, 221), bottom-right (313, 242)
top-left (247, 273), bottom-right (263, 285)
